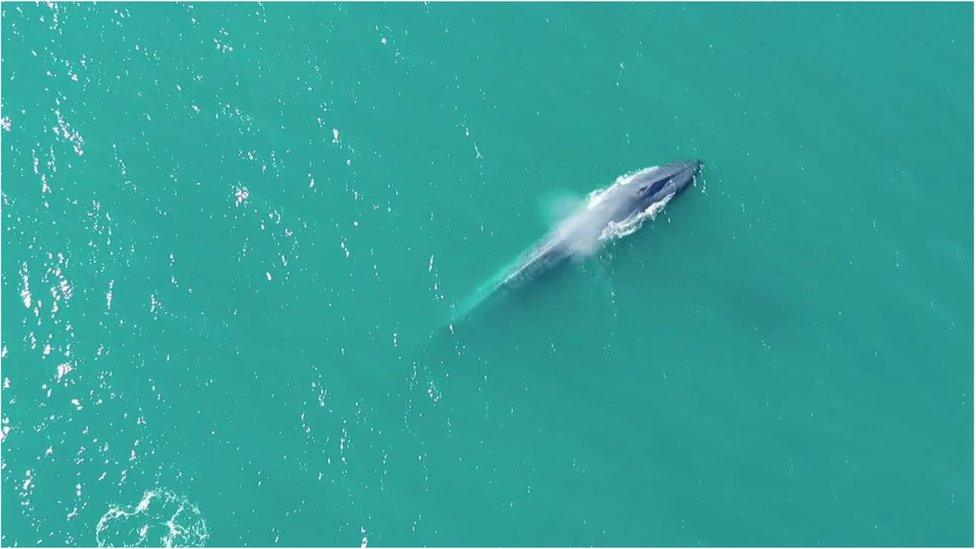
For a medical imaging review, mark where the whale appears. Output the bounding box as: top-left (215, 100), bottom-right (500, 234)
top-left (498, 160), bottom-right (702, 289)
top-left (449, 160), bottom-right (702, 324)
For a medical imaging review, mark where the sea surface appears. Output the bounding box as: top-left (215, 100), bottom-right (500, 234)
top-left (1, 3), bottom-right (972, 546)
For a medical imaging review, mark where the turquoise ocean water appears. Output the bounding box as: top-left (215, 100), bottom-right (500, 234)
top-left (1, 3), bottom-right (973, 546)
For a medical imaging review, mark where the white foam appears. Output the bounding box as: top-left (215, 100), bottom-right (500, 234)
top-left (600, 192), bottom-right (674, 241)
top-left (96, 489), bottom-right (208, 548)
top-left (20, 263), bottom-right (31, 308)
top-left (56, 362), bottom-right (72, 382)
top-left (586, 165), bottom-right (659, 209)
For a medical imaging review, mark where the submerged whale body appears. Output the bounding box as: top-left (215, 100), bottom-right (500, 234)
top-left (499, 159), bottom-right (702, 288)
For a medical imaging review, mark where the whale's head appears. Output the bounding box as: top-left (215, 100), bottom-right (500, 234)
top-left (634, 160), bottom-right (701, 206)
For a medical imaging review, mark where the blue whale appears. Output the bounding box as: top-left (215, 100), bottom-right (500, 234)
top-left (451, 160), bottom-right (701, 322)
top-left (500, 160), bottom-right (701, 288)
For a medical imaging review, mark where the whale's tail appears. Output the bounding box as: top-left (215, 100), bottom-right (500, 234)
top-left (449, 236), bottom-right (570, 325)
top-left (447, 259), bottom-right (514, 325)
